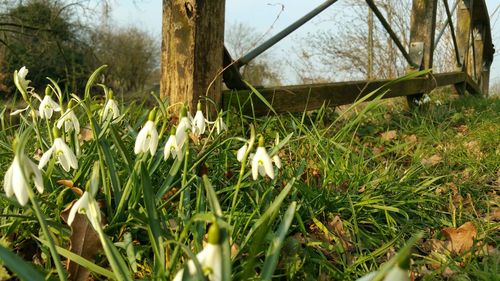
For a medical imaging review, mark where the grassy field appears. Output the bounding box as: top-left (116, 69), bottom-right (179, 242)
top-left (0, 70), bottom-right (498, 281)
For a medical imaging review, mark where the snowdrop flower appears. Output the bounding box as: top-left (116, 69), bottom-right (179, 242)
top-left (173, 223), bottom-right (222, 281)
top-left (4, 153), bottom-right (44, 206)
top-left (356, 254), bottom-right (410, 281)
top-left (67, 191), bottom-right (102, 231)
top-left (39, 91), bottom-right (61, 119)
top-left (134, 109), bottom-right (159, 156)
top-left (39, 131), bottom-right (78, 172)
top-left (214, 114), bottom-right (227, 135)
top-left (251, 136), bottom-right (275, 180)
top-left (176, 106), bottom-right (191, 149)
top-left (164, 127), bottom-right (182, 160)
top-left (14, 66), bottom-right (31, 94)
top-left (422, 94), bottom-right (431, 104)
top-left (435, 100), bottom-right (442, 106)
top-left (356, 266), bottom-right (409, 281)
top-left (57, 102), bottom-right (80, 134)
top-left (237, 144), bottom-right (248, 162)
top-left (272, 155), bottom-right (282, 169)
top-left (192, 101), bottom-right (206, 136)
top-left (101, 90), bottom-right (120, 122)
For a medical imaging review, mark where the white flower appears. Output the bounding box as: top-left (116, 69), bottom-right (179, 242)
top-left (134, 120), bottom-right (159, 156)
top-left (356, 265), bottom-right (409, 281)
top-left (101, 98), bottom-right (120, 122)
top-left (237, 144), bottom-right (248, 162)
top-left (435, 100), bottom-right (442, 106)
top-left (67, 191), bottom-right (101, 231)
top-left (272, 154), bottom-right (282, 169)
top-left (214, 116), bottom-right (227, 135)
top-left (16, 66), bottom-right (31, 92)
top-left (3, 155), bottom-right (44, 206)
top-left (164, 134), bottom-right (182, 160)
top-left (422, 94), bottom-right (431, 104)
top-left (192, 110), bottom-right (206, 136)
top-left (252, 146), bottom-right (274, 180)
top-left (176, 116), bottom-right (191, 148)
top-left (173, 223), bottom-right (222, 281)
top-left (39, 95), bottom-right (61, 119)
top-left (39, 138), bottom-right (78, 172)
top-left (57, 108), bottom-right (80, 134)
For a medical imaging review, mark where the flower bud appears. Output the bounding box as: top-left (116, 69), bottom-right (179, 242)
top-left (207, 222), bottom-right (221, 245)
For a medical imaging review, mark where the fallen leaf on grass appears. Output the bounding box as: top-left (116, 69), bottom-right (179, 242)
top-left (404, 134), bottom-right (418, 144)
top-left (61, 197), bottom-right (103, 281)
top-left (489, 208), bottom-right (500, 221)
top-left (78, 126), bottom-right (93, 143)
top-left (380, 130), bottom-right (397, 142)
top-left (441, 222), bottom-right (477, 255)
top-left (421, 154), bottom-right (442, 166)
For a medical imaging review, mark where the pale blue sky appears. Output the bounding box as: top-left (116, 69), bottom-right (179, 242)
top-left (110, 1), bottom-right (500, 87)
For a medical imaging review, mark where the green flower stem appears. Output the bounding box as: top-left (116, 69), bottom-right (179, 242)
top-left (27, 188), bottom-right (67, 281)
top-left (178, 140), bottom-right (190, 223)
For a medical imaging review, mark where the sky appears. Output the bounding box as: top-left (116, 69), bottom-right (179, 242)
top-left (110, 0), bottom-right (500, 88)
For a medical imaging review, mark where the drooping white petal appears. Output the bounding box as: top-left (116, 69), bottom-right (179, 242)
top-left (57, 109), bottom-right (80, 134)
top-left (214, 117), bottom-right (227, 135)
top-left (102, 99), bottom-right (120, 122)
top-left (384, 266), bottom-right (409, 281)
top-left (67, 192), bottom-right (89, 226)
top-left (164, 135), bottom-right (182, 160)
top-left (134, 121), bottom-right (158, 156)
top-left (192, 110), bottom-right (206, 136)
top-left (252, 147), bottom-right (274, 180)
top-left (3, 163), bottom-right (14, 198)
top-left (55, 138), bottom-right (78, 170)
top-left (176, 117), bottom-right (191, 148)
top-left (39, 95), bottom-right (61, 119)
top-left (38, 147), bottom-right (55, 169)
top-left (11, 158), bottom-right (29, 206)
top-left (28, 160), bottom-right (44, 194)
top-left (237, 144), bottom-right (248, 162)
top-left (273, 155), bottom-right (282, 169)
top-left (173, 244), bottom-right (222, 281)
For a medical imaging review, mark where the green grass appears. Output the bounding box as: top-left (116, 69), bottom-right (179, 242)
top-left (0, 70), bottom-right (498, 281)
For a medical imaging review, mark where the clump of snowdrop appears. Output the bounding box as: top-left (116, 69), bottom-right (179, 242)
top-left (39, 87), bottom-right (61, 119)
top-left (414, 94), bottom-right (431, 106)
top-left (164, 127), bottom-right (182, 160)
top-left (39, 127), bottom-right (78, 172)
top-left (134, 108), bottom-right (159, 156)
top-left (56, 100), bottom-right (80, 134)
top-left (101, 89), bottom-right (120, 123)
top-left (173, 222), bottom-right (223, 281)
top-left (192, 101), bottom-right (206, 136)
top-left (3, 138), bottom-right (44, 206)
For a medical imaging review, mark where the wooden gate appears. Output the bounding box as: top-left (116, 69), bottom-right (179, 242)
top-left (160, 0), bottom-right (494, 115)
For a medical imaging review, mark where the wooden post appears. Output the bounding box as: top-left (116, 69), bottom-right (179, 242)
top-left (160, 0), bottom-right (226, 115)
top-left (406, 0), bottom-right (438, 105)
top-left (454, 0), bottom-right (473, 95)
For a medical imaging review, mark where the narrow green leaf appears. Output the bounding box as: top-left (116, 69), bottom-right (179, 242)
top-left (35, 237), bottom-right (115, 280)
top-left (261, 201), bottom-right (297, 281)
top-left (0, 245), bottom-right (45, 281)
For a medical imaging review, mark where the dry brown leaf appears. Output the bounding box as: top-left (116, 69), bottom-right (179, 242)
top-left (404, 134), bottom-right (418, 144)
top-left (372, 146), bottom-right (385, 155)
top-left (421, 154), bottom-right (442, 166)
top-left (441, 222), bottom-right (477, 255)
top-left (381, 130), bottom-right (397, 142)
top-left (490, 208), bottom-right (500, 221)
top-left (61, 200), bottom-right (103, 281)
top-left (464, 140), bottom-right (483, 159)
top-left (78, 126), bottom-right (93, 143)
